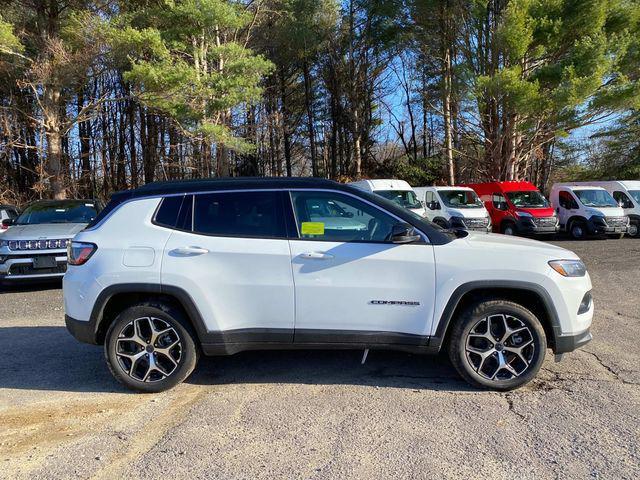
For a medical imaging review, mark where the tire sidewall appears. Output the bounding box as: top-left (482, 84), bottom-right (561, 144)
top-left (628, 221), bottom-right (639, 237)
top-left (105, 304), bottom-right (198, 393)
top-left (570, 221), bottom-right (586, 240)
top-left (501, 222), bottom-right (516, 236)
top-left (448, 301), bottom-right (546, 391)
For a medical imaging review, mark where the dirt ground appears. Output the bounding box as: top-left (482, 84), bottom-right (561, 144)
top-left (0, 238), bottom-right (639, 479)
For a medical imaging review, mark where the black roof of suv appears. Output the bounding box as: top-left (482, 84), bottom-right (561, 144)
top-left (95, 177), bottom-right (453, 244)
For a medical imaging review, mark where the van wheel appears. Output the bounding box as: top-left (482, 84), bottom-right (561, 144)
top-left (104, 303), bottom-right (198, 393)
top-left (447, 299), bottom-right (546, 391)
top-left (433, 219), bottom-right (448, 229)
top-left (569, 220), bottom-right (587, 240)
top-left (501, 222), bottom-right (516, 235)
top-left (628, 221), bottom-right (639, 237)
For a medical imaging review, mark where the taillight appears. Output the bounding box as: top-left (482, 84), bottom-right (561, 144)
top-left (67, 241), bottom-right (97, 266)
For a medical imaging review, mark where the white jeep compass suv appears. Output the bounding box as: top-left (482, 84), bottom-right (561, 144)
top-left (64, 178), bottom-right (594, 392)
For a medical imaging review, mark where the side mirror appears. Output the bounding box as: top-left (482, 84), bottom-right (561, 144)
top-left (556, 207), bottom-right (560, 213)
top-left (1, 218), bottom-right (13, 228)
top-left (388, 222), bottom-right (421, 244)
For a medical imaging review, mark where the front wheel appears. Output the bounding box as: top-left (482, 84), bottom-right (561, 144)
top-left (104, 303), bottom-right (198, 393)
top-left (501, 223), bottom-right (516, 236)
top-left (447, 300), bottom-right (546, 391)
top-left (569, 220), bottom-right (587, 240)
top-left (627, 221), bottom-right (639, 238)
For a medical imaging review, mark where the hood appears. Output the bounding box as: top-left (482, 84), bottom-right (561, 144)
top-left (583, 206), bottom-right (626, 217)
top-left (514, 206), bottom-right (556, 218)
top-left (447, 207), bottom-right (488, 219)
top-left (461, 231), bottom-right (578, 259)
top-left (1, 223), bottom-right (87, 240)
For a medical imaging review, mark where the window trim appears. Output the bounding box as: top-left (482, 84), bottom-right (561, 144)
top-left (286, 188), bottom-right (429, 245)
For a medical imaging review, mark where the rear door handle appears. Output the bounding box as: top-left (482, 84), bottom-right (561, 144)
top-left (171, 246), bottom-right (209, 256)
top-left (300, 251), bottom-right (334, 260)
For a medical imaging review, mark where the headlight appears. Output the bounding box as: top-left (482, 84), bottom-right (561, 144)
top-left (548, 259), bottom-right (587, 277)
top-left (515, 211), bottom-right (532, 218)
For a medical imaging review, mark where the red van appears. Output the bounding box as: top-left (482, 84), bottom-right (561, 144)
top-left (463, 181), bottom-right (558, 236)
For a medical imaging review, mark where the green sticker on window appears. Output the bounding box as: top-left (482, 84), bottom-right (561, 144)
top-left (301, 222), bottom-right (325, 235)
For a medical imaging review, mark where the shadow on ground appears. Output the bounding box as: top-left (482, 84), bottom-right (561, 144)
top-left (0, 326), bottom-right (470, 394)
top-left (0, 280), bottom-right (62, 294)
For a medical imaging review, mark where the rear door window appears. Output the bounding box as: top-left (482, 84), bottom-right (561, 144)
top-left (193, 191), bottom-right (286, 238)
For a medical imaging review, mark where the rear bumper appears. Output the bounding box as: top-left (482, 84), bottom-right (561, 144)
top-left (553, 329), bottom-right (592, 353)
top-left (65, 314), bottom-right (99, 345)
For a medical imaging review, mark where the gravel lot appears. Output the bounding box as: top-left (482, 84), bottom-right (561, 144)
top-left (1, 238), bottom-right (639, 479)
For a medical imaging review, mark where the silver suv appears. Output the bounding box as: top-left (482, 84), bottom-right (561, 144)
top-left (0, 199), bottom-right (101, 283)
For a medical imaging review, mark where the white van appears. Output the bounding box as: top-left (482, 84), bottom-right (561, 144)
top-left (414, 186), bottom-right (491, 232)
top-left (577, 181), bottom-right (640, 237)
top-left (349, 179), bottom-right (427, 217)
top-left (550, 183), bottom-right (629, 239)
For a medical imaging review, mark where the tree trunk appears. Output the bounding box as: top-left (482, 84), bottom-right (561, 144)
top-left (43, 87), bottom-right (66, 199)
top-left (302, 61), bottom-right (318, 177)
top-left (442, 45), bottom-right (455, 185)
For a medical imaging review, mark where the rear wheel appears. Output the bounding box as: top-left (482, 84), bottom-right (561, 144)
top-left (105, 303), bottom-right (198, 393)
top-left (447, 299), bottom-right (546, 391)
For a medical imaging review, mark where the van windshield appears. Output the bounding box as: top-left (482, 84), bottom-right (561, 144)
top-left (439, 190), bottom-right (483, 208)
top-left (628, 190), bottom-right (640, 205)
top-left (376, 190), bottom-right (422, 209)
top-left (506, 191), bottom-right (549, 208)
top-left (574, 189), bottom-right (618, 208)
top-left (15, 201), bottom-right (98, 225)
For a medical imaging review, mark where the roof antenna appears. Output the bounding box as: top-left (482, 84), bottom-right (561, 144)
top-left (361, 348), bottom-right (369, 365)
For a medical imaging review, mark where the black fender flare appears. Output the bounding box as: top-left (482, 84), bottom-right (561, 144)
top-left (430, 280), bottom-right (562, 351)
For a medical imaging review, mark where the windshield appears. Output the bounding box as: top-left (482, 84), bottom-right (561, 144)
top-left (376, 190), bottom-right (422, 209)
top-left (15, 201), bottom-right (98, 225)
top-left (439, 190), bottom-right (483, 208)
top-left (628, 190), bottom-right (640, 205)
top-left (506, 190), bottom-right (549, 208)
top-left (574, 189), bottom-right (618, 208)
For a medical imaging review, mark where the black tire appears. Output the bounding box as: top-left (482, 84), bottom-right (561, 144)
top-left (569, 220), bottom-right (587, 240)
top-left (501, 222), bottom-right (516, 236)
top-left (447, 299), bottom-right (546, 391)
top-left (104, 302), bottom-right (198, 393)
top-left (627, 221), bottom-right (639, 238)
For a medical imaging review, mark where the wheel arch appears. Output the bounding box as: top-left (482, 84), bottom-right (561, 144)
top-left (432, 216), bottom-right (449, 228)
top-left (566, 215), bottom-right (587, 229)
top-left (432, 281), bottom-right (560, 353)
top-left (91, 283), bottom-right (207, 345)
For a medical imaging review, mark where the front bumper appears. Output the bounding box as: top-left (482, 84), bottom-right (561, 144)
top-left (553, 329), bottom-right (592, 353)
top-left (0, 251), bottom-right (67, 282)
top-left (65, 314), bottom-right (99, 344)
top-left (515, 217), bottom-right (559, 235)
top-left (586, 216), bottom-right (628, 235)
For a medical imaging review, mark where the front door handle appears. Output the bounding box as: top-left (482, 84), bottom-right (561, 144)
top-left (171, 246), bottom-right (209, 256)
top-left (300, 251), bottom-right (334, 260)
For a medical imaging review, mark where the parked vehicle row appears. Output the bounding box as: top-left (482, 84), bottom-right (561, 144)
top-left (353, 178), bottom-right (637, 241)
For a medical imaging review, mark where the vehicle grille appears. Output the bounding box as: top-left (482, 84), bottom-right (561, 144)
top-left (605, 216), bottom-right (627, 228)
top-left (9, 263), bottom-right (66, 276)
top-left (533, 217), bottom-right (557, 227)
top-left (465, 218), bottom-right (489, 229)
top-left (8, 239), bottom-right (70, 251)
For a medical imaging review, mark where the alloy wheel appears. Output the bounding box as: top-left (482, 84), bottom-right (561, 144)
top-left (465, 313), bottom-right (535, 381)
top-left (628, 223), bottom-right (638, 237)
top-left (115, 317), bottom-right (182, 382)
